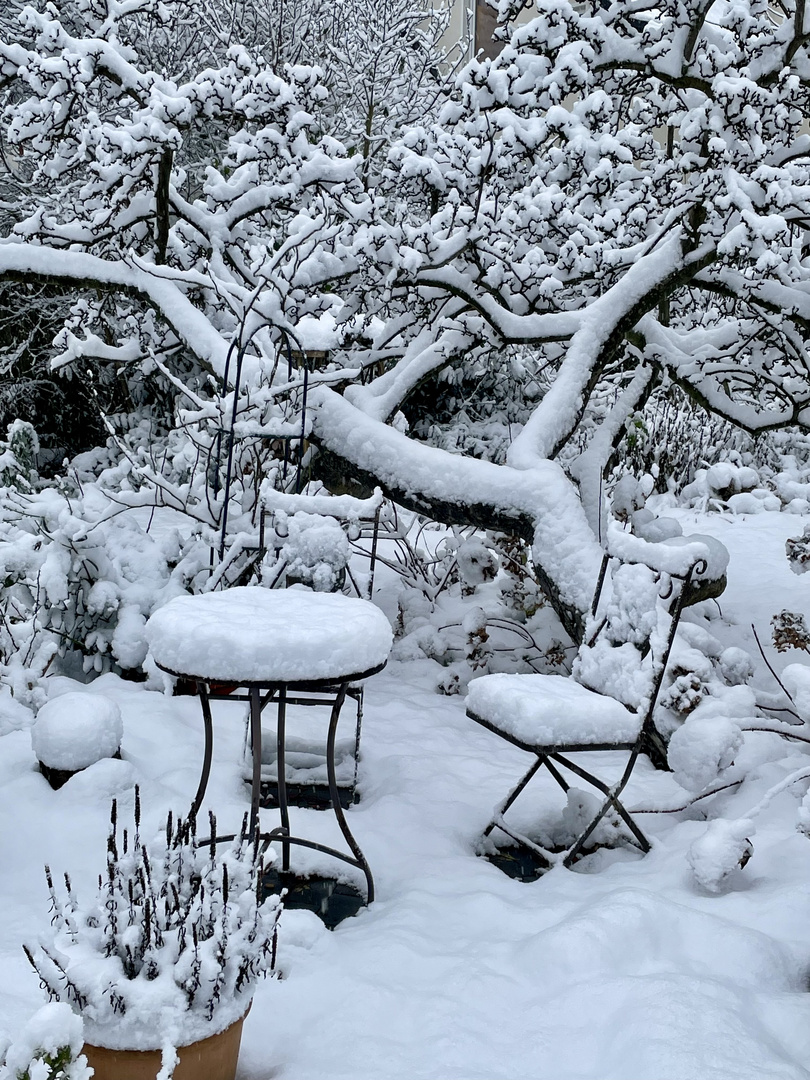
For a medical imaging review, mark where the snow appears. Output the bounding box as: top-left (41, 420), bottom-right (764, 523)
top-left (145, 586), bottom-right (393, 683)
top-left (31, 692), bottom-right (122, 771)
top-left (466, 672), bottom-right (641, 745)
top-left (2, 510), bottom-right (810, 1080)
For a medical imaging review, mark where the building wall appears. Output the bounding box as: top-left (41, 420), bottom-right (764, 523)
top-left (438, 0), bottom-right (536, 63)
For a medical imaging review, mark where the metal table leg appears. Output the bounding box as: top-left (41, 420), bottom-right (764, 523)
top-left (196, 676), bottom-right (375, 914)
top-left (275, 685), bottom-right (291, 872)
top-left (327, 681), bottom-right (374, 902)
top-left (192, 680), bottom-right (215, 820)
top-left (248, 685), bottom-right (263, 839)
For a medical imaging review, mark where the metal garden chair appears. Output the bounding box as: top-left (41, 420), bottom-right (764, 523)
top-left (465, 542), bottom-right (708, 876)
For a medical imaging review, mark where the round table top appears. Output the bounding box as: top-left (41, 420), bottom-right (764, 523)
top-left (145, 587), bottom-right (393, 685)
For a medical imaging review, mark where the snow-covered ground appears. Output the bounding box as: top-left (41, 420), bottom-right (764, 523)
top-left (3, 509), bottom-right (810, 1079)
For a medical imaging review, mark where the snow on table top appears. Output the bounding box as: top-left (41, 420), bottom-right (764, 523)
top-left (466, 673), bottom-right (641, 747)
top-left (145, 587), bottom-right (393, 683)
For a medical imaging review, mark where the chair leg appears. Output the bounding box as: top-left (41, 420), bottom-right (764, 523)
top-left (553, 751), bottom-right (650, 866)
top-left (483, 756), bottom-right (545, 839)
top-left (487, 815), bottom-right (554, 865)
top-left (482, 747), bottom-right (650, 876)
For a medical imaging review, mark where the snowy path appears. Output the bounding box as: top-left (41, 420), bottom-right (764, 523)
top-left (2, 511), bottom-right (810, 1078)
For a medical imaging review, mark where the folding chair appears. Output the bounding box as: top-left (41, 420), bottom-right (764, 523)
top-left (465, 545), bottom-right (706, 876)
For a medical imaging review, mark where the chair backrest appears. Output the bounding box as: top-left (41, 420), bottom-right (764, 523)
top-left (258, 486), bottom-right (385, 598)
top-left (573, 544), bottom-right (707, 763)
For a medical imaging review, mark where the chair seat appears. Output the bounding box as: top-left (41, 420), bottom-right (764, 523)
top-left (466, 673), bottom-right (642, 750)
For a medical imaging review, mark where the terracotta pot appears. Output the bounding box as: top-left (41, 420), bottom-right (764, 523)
top-left (82, 1007), bottom-right (249, 1080)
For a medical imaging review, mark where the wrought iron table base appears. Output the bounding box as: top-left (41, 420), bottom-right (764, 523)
top-left (191, 677), bottom-right (375, 904)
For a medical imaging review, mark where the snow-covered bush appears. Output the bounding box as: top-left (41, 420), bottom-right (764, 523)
top-left (24, 792), bottom-right (282, 1078)
top-left (0, 1003), bottom-right (91, 1080)
top-left (688, 819), bottom-right (755, 894)
top-left (653, 615), bottom-right (758, 748)
top-left (0, 477), bottom-right (202, 705)
top-left (668, 715), bottom-right (743, 794)
top-left (785, 527), bottom-right (810, 575)
top-left (272, 511), bottom-right (350, 592)
top-left (772, 611), bottom-right (810, 657)
top-left (0, 421), bottom-right (39, 493)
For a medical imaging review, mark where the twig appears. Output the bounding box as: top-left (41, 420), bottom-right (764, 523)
top-left (631, 778), bottom-right (743, 814)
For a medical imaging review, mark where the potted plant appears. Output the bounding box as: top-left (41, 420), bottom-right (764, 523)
top-left (23, 789), bottom-right (282, 1080)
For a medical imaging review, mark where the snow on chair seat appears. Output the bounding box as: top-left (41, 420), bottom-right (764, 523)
top-left (466, 673), bottom-right (642, 750)
top-left (465, 543), bottom-right (709, 878)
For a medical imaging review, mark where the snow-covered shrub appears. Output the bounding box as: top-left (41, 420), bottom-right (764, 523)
top-left (717, 647), bottom-right (755, 687)
top-left (688, 819), bottom-right (754, 893)
top-left (24, 792), bottom-right (282, 1077)
top-left (786, 526), bottom-right (810, 575)
top-left (610, 472), bottom-right (653, 523)
top-left (456, 537), bottom-right (498, 597)
top-left (0, 421), bottom-right (39, 493)
top-left (781, 665), bottom-right (810, 718)
top-left (660, 670), bottom-right (708, 717)
top-left (609, 388), bottom-right (759, 496)
top-left (31, 692), bottom-right (122, 783)
top-left (668, 715), bottom-right (743, 793)
top-left (273, 511), bottom-right (350, 592)
top-left (0, 479), bottom-right (204, 704)
top-left (772, 610), bottom-right (810, 656)
top-left (653, 615), bottom-right (758, 747)
top-left (492, 533), bottom-right (543, 619)
top-left (0, 1003), bottom-right (91, 1080)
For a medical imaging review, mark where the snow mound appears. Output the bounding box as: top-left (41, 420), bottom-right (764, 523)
top-left (526, 887), bottom-right (792, 989)
top-left (31, 692), bottom-right (123, 771)
top-left (146, 587), bottom-right (393, 683)
top-left (718, 647), bottom-right (754, 685)
top-left (62, 756), bottom-right (137, 799)
top-left (466, 673), bottom-right (640, 745)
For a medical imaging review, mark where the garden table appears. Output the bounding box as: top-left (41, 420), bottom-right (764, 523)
top-left (145, 587), bottom-right (393, 906)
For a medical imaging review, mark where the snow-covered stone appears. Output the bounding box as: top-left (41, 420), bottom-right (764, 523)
top-left (32, 692), bottom-right (123, 771)
top-left (634, 515), bottom-right (683, 543)
top-left (146, 587), bottom-right (393, 683)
